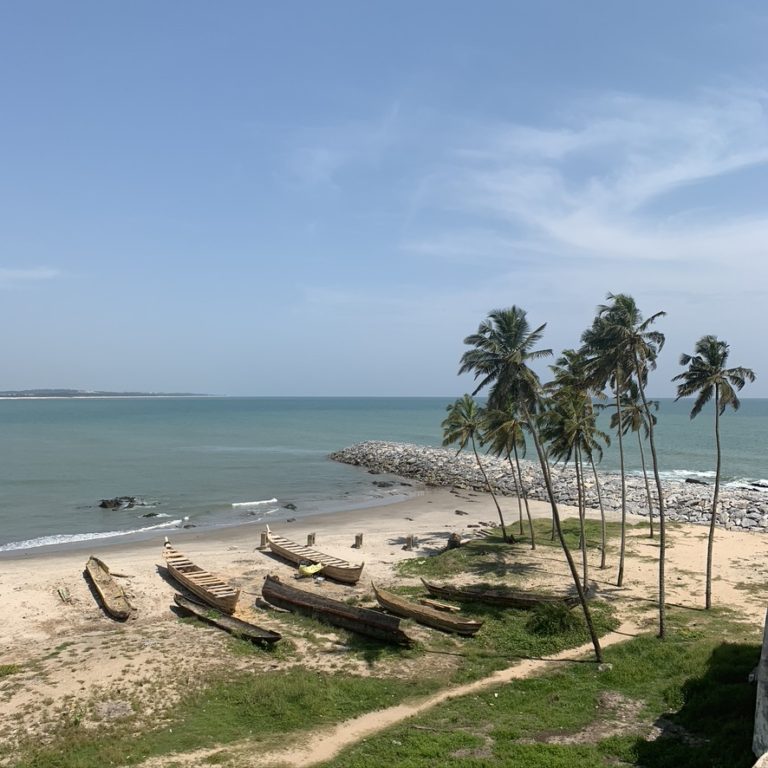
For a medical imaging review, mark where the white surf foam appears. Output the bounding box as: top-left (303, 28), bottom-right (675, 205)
top-left (0, 518), bottom-right (184, 552)
top-left (231, 498), bottom-right (278, 508)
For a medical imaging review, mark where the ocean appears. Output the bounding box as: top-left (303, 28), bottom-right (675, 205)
top-left (0, 396), bottom-right (766, 552)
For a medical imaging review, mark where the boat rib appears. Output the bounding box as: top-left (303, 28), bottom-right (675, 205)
top-left (372, 583), bottom-right (483, 636)
top-left (84, 556), bottom-right (134, 620)
top-left (163, 539), bottom-right (240, 614)
top-left (261, 574), bottom-right (412, 645)
top-left (265, 527), bottom-right (364, 584)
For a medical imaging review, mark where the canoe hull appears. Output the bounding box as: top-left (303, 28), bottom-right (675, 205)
top-left (173, 594), bottom-right (281, 645)
top-left (84, 556), bottom-right (133, 621)
top-left (421, 578), bottom-right (581, 610)
top-left (261, 574), bottom-right (412, 646)
top-left (266, 530), bottom-right (364, 585)
top-left (163, 541), bottom-right (240, 614)
top-left (373, 583), bottom-right (483, 636)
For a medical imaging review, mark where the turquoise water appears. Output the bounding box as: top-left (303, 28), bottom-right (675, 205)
top-left (0, 396), bottom-right (766, 551)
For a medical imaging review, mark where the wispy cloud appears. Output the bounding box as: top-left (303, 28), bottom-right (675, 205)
top-left (0, 267), bottom-right (60, 286)
top-left (285, 102), bottom-right (401, 188)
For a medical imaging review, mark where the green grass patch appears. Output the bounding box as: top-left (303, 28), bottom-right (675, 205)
top-left (324, 607), bottom-right (761, 768)
top-left (0, 664), bottom-right (21, 678)
top-left (11, 668), bottom-right (443, 768)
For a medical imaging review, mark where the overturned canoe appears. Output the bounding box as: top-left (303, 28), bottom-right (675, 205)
top-left (421, 578), bottom-right (581, 610)
top-left (265, 527), bottom-right (364, 584)
top-left (163, 539), bottom-right (240, 614)
top-left (261, 574), bottom-right (412, 646)
top-left (373, 583), bottom-right (483, 636)
top-left (173, 594), bottom-right (282, 645)
top-left (84, 556), bottom-right (134, 620)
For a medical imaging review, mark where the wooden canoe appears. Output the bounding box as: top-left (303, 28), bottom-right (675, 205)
top-left (163, 539), bottom-right (240, 614)
top-left (372, 583), bottom-right (483, 636)
top-left (84, 556), bottom-right (134, 620)
top-left (173, 594), bottom-right (281, 645)
top-left (261, 574), bottom-right (412, 646)
top-left (421, 578), bottom-right (581, 610)
top-left (265, 527), bottom-right (364, 584)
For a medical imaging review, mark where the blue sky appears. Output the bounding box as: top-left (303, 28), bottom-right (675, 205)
top-left (1, 2), bottom-right (767, 396)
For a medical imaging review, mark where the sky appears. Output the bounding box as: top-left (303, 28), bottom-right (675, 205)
top-left (1, 2), bottom-right (767, 396)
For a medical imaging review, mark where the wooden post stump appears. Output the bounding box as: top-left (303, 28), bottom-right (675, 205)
top-left (353, 533), bottom-right (364, 549)
top-left (404, 534), bottom-right (419, 551)
top-left (259, 531), bottom-right (269, 549)
top-left (307, 533), bottom-right (316, 547)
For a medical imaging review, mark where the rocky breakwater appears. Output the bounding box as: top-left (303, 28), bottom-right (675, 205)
top-left (330, 441), bottom-right (768, 533)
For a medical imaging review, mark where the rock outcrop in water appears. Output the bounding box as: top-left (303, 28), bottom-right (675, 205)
top-left (330, 441), bottom-right (768, 532)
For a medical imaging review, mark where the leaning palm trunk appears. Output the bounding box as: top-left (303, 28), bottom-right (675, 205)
top-left (527, 416), bottom-right (603, 662)
top-left (637, 433), bottom-right (654, 537)
top-left (470, 438), bottom-right (509, 541)
top-left (633, 355), bottom-right (667, 639)
top-left (505, 451), bottom-right (525, 536)
top-left (615, 380), bottom-right (628, 587)
top-left (575, 445), bottom-right (588, 587)
top-left (705, 391), bottom-right (722, 609)
top-left (513, 442), bottom-right (535, 549)
top-left (589, 455), bottom-right (607, 569)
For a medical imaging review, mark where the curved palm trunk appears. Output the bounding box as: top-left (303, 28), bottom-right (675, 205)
top-left (575, 445), bottom-right (588, 588)
top-left (637, 432), bottom-right (654, 538)
top-left (513, 442), bottom-right (535, 550)
top-left (615, 380), bottom-right (628, 587)
top-left (470, 438), bottom-right (509, 541)
top-left (705, 389), bottom-right (721, 610)
top-left (589, 455), bottom-right (607, 569)
top-left (505, 450), bottom-right (525, 536)
top-left (526, 415), bottom-right (603, 662)
top-left (633, 355), bottom-right (667, 639)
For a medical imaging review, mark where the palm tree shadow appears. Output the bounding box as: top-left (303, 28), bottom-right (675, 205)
top-left (631, 641), bottom-right (758, 767)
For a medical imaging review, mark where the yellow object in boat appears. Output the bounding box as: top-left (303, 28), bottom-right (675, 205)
top-left (298, 562), bottom-right (324, 577)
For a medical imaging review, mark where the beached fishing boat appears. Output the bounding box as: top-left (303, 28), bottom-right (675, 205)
top-left (372, 583), bottom-right (483, 636)
top-left (261, 574), bottom-right (412, 645)
top-left (265, 527), bottom-right (364, 584)
top-left (421, 578), bottom-right (581, 610)
top-left (163, 539), bottom-right (240, 614)
top-left (173, 594), bottom-right (282, 645)
top-left (84, 556), bottom-right (134, 620)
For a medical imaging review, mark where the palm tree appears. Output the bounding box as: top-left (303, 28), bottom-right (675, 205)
top-left (542, 385), bottom-right (610, 588)
top-left (583, 294), bottom-right (668, 637)
top-left (460, 307), bottom-right (604, 662)
top-left (672, 335), bottom-right (755, 610)
top-left (548, 349), bottom-right (610, 567)
top-left (483, 404), bottom-right (536, 549)
top-left (442, 395), bottom-right (510, 541)
top-left (609, 381), bottom-right (657, 537)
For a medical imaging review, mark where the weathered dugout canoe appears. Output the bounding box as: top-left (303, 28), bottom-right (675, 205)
top-left (372, 583), bottom-right (483, 636)
top-left (163, 539), bottom-right (240, 614)
top-left (261, 574), bottom-right (412, 645)
top-left (84, 556), bottom-right (134, 620)
top-left (421, 578), bottom-right (581, 610)
top-left (173, 594), bottom-right (281, 645)
top-left (266, 527), bottom-right (364, 584)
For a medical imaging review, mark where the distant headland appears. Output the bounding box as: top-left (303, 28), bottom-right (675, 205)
top-left (0, 389), bottom-right (208, 398)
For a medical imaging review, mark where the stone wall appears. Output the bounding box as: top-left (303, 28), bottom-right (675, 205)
top-left (330, 441), bottom-right (768, 532)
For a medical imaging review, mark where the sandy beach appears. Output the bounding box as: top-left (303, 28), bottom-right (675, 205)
top-left (2, 487), bottom-right (767, 765)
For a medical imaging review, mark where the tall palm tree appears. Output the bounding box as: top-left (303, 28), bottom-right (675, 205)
top-left (673, 335), bottom-right (755, 610)
top-left (609, 381), bottom-right (657, 538)
top-left (583, 293), bottom-right (668, 637)
top-left (547, 349), bottom-right (610, 567)
top-left (483, 404), bottom-right (536, 549)
top-left (542, 386), bottom-right (610, 588)
top-left (460, 307), bottom-right (604, 662)
top-left (442, 395), bottom-right (510, 541)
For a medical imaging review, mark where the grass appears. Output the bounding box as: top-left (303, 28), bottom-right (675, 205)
top-left (0, 664), bottom-right (21, 678)
top-left (11, 669), bottom-right (443, 768)
top-left (323, 608), bottom-right (761, 768)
